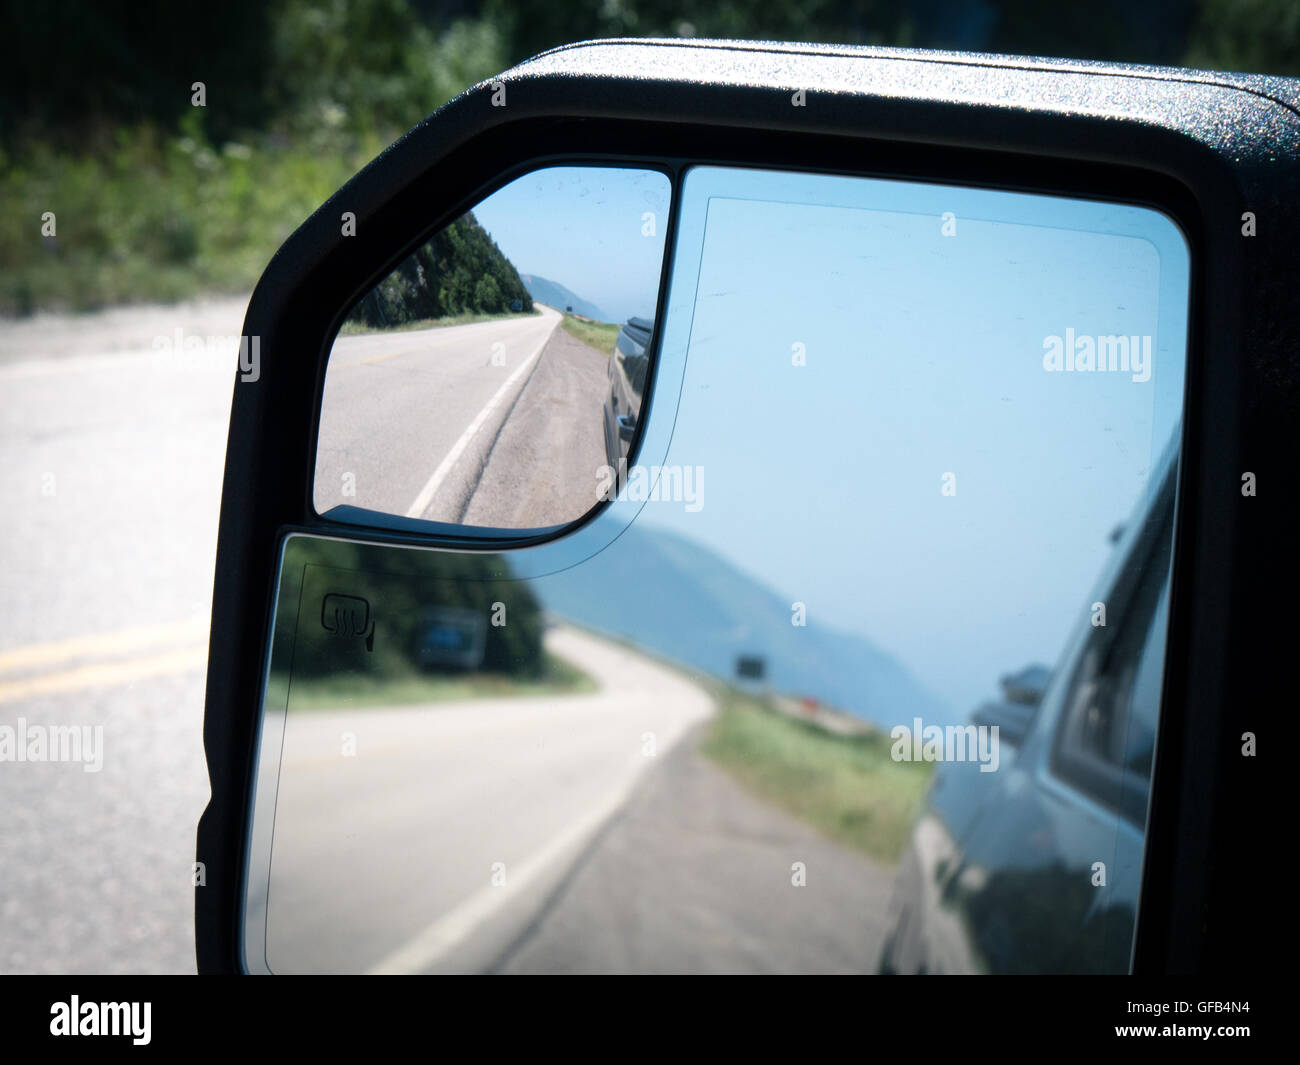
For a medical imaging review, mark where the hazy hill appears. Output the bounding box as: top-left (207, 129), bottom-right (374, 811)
top-left (534, 522), bottom-right (957, 731)
top-left (520, 274), bottom-right (613, 323)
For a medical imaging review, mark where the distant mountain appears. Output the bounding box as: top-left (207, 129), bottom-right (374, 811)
top-left (533, 522), bottom-right (957, 731)
top-left (520, 274), bottom-right (614, 323)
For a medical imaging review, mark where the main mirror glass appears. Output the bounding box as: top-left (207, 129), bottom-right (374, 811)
top-left (313, 166), bottom-right (672, 532)
top-left (250, 165), bottom-right (1190, 974)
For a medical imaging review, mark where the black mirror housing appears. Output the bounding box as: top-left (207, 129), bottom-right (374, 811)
top-left (197, 38), bottom-right (1297, 974)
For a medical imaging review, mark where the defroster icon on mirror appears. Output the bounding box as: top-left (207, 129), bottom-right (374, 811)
top-left (320, 593), bottom-right (375, 653)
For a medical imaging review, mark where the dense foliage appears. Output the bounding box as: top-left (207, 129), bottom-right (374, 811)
top-left (3, 0), bottom-right (1295, 313)
top-left (348, 212), bottom-right (533, 328)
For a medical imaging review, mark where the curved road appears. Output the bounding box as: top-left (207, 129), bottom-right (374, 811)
top-left (262, 625), bottom-right (713, 974)
top-left (314, 305), bottom-right (563, 524)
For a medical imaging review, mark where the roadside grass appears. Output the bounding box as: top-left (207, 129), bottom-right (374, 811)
top-left (336, 307), bottom-right (540, 337)
top-left (560, 315), bottom-right (621, 355)
top-left (701, 689), bottom-right (933, 864)
top-left (0, 119), bottom-right (383, 315)
top-left (286, 650), bottom-right (595, 711)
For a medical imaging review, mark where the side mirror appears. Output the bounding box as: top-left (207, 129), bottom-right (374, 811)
top-left (197, 40), bottom-right (1288, 976)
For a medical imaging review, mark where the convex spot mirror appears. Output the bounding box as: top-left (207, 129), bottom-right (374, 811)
top-left (313, 166), bottom-right (672, 533)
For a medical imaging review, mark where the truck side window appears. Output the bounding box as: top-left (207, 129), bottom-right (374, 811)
top-left (1051, 485), bottom-right (1174, 827)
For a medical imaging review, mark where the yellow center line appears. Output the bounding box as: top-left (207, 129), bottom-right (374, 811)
top-left (0, 619), bottom-right (211, 704)
top-left (0, 645), bottom-right (208, 704)
top-left (356, 328), bottom-right (470, 367)
top-left (0, 618), bottom-right (208, 676)
top-left (358, 350), bottom-right (404, 366)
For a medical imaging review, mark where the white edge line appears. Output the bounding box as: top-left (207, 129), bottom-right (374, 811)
top-left (364, 771), bottom-right (636, 975)
top-left (404, 309), bottom-right (560, 520)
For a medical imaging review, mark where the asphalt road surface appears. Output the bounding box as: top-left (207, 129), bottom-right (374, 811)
top-left (261, 625), bottom-right (712, 974)
top-left (0, 297), bottom-right (247, 974)
top-left (496, 720), bottom-right (893, 974)
top-left (316, 304), bottom-right (608, 526)
top-left (462, 324), bottom-right (611, 529)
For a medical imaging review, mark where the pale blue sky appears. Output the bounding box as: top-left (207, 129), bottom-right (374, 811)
top-left (637, 166), bottom-right (1190, 714)
top-left (471, 166), bottom-right (671, 323)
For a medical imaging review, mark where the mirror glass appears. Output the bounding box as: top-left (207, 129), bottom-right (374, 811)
top-left (313, 166), bottom-right (672, 532)
top-left (248, 165), bottom-right (1189, 974)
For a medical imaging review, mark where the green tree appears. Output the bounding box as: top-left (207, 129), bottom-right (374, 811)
top-left (347, 210), bottom-right (532, 328)
top-left (474, 274), bottom-right (503, 312)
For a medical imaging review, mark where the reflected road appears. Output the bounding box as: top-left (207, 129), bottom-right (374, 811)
top-left (264, 624), bottom-right (896, 974)
top-left (315, 305), bottom-right (562, 523)
top-left (265, 625), bottom-right (712, 973)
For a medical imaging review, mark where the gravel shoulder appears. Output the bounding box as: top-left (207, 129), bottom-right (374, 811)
top-left (461, 326), bottom-right (610, 529)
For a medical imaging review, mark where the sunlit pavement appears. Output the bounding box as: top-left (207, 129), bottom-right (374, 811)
top-left (317, 305), bottom-right (563, 522)
top-left (0, 298), bottom-right (246, 973)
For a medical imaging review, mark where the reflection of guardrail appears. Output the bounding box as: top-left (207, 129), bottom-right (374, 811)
top-left (413, 607), bottom-right (488, 670)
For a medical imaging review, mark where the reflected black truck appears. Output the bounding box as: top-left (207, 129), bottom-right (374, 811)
top-left (879, 444), bottom-right (1176, 974)
top-left (603, 316), bottom-right (653, 468)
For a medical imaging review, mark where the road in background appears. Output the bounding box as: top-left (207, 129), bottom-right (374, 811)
top-left (0, 297), bottom-right (248, 973)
